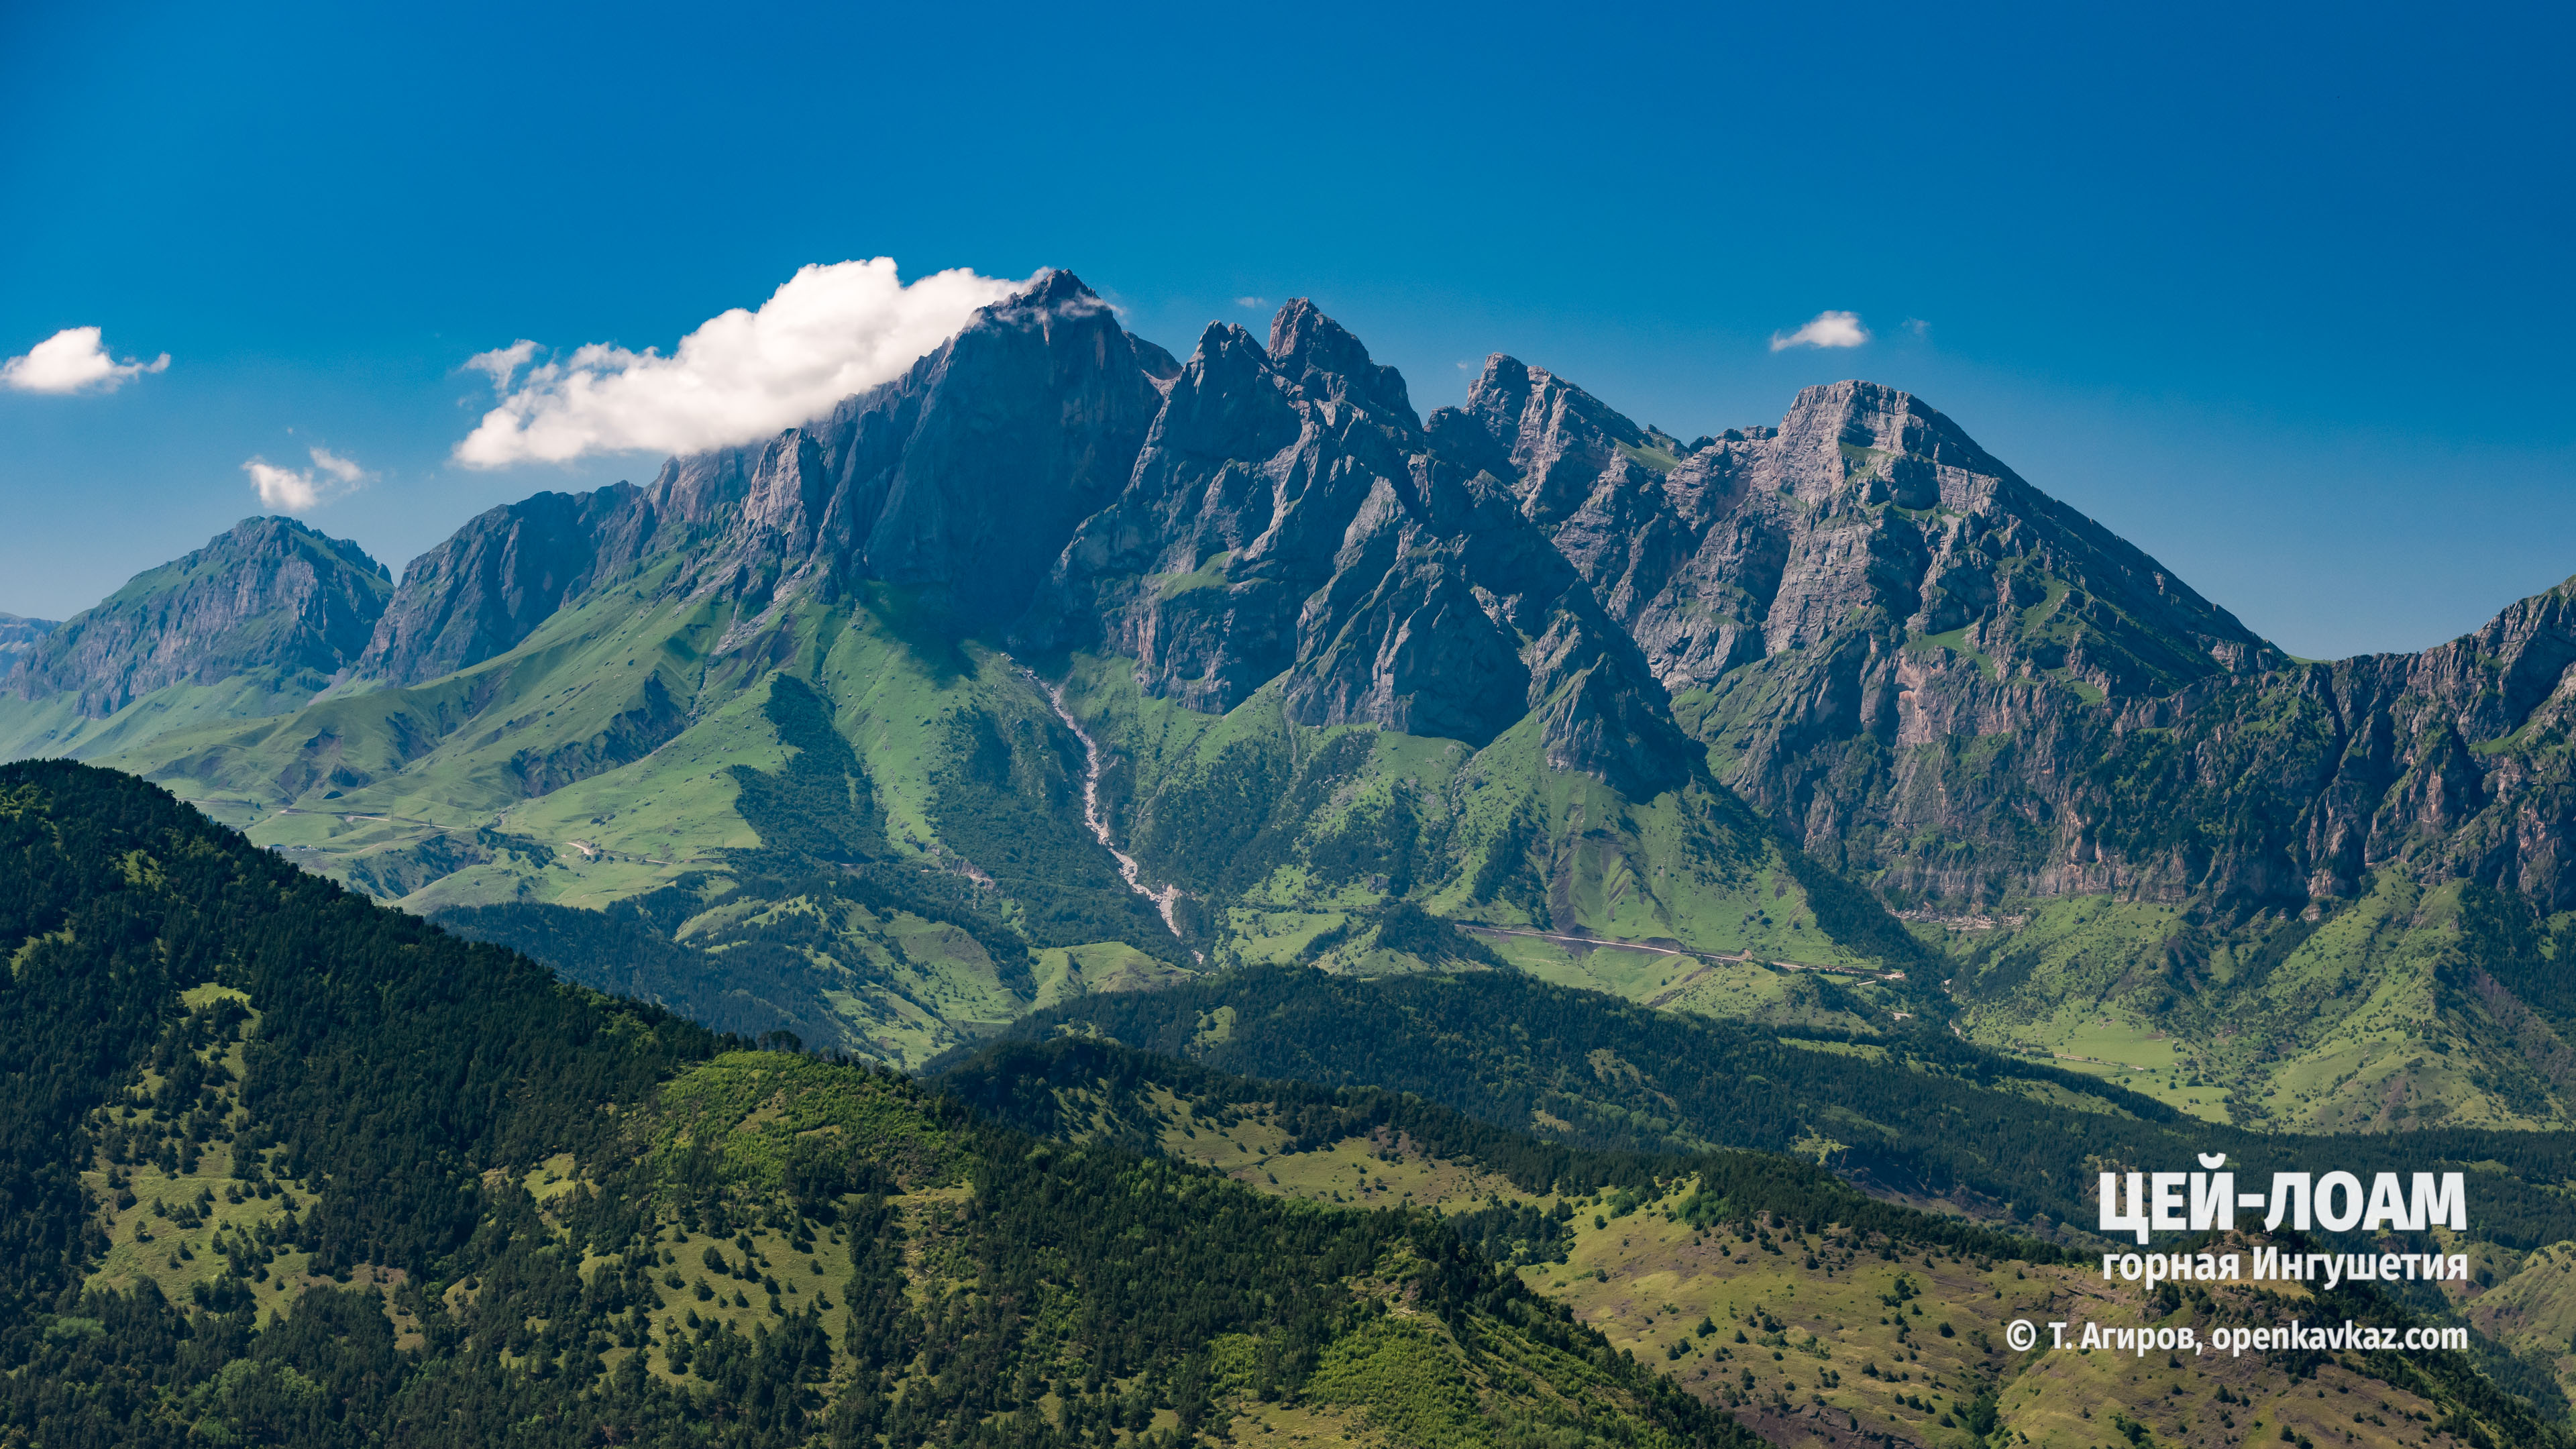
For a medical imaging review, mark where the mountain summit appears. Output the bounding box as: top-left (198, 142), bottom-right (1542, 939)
top-left (0, 517), bottom-right (389, 760)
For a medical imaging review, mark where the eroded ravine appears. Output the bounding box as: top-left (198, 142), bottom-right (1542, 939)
top-left (1034, 672), bottom-right (1197, 955)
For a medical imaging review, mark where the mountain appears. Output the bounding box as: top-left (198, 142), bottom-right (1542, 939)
top-left (1021, 301), bottom-right (1688, 797)
top-left (0, 274), bottom-right (1924, 1067)
top-left (0, 758), bottom-right (1745, 1449)
top-left (1415, 358), bottom-right (2576, 1135)
top-left (13, 270), bottom-right (2576, 1127)
top-left (0, 612), bottom-right (55, 678)
top-left (0, 517), bottom-right (391, 761)
top-left (350, 484), bottom-right (645, 686)
top-left (1421, 361), bottom-right (2281, 888)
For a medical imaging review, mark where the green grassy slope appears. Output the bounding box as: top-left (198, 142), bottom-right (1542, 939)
top-left (38, 523), bottom-right (1940, 1063)
top-left (1, 759), bottom-right (1745, 1449)
top-left (58, 576), bottom-right (1209, 1066)
top-left (1057, 653), bottom-right (1931, 1022)
top-left (1936, 875), bottom-right (2576, 1134)
top-left (0, 667), bottom-right (346, 765)
top-left (940, 1035), bottom-right (2576, 1449)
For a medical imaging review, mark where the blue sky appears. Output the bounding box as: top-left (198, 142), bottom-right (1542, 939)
top-left (2, 0), bottom-right (2568, 658)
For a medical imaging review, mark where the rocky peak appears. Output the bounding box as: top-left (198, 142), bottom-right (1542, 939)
top-left (349, 272), bottom-right (1173, 682)
top-left (1033, 303), bottom-right (1690, 794)
top-left (1014, 266), bottom-right (1098, 312)
top-left (352, 486), bottom-right (641, 687)
top-left (1765, 380), bottom-right (2012, 513)
top-left (1436, 354), bottom-right (1662, 527)
top-left (1265, 299), bottom-right (1418, 434)
top-left (9, 517), bottom-right (390, 717)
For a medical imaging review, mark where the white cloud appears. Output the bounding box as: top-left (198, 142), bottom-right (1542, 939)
top-left (464, 339), bottom-right (538, 390)
top-left (1, 327), bottom-right (170, 394)
top-left (453, 258), bottom-right (1029, 468)
top-left (309, 445), bottom-right (366, 484)
top-left (1769, 311), bottom-right (1870, 352)
top-left (1235, 296), bottom-right (1268, 309)
top-left (244, 446), bottom-right (372, 513)
top-left (1902, 317), bottom-right (1931, 339)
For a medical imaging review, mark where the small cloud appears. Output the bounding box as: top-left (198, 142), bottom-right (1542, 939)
top-left (309, 445), bottom-right (366, 484)
top-left (1770, 311), bottom-right (1870, 352)
top-left (464, 339), bottom-right (539, 390)
top-left (243, 445), bottom-right (372, 513)
top-left (1, 326), bottom-right (170, 394)
top-left (1235, 297), bottom-right (1268, 310)
top-left (1902, 317), bottom-right (1931, 339)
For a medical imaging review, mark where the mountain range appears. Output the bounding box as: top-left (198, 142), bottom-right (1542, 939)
top-left (7, 270), bottom-right (2576, 1134)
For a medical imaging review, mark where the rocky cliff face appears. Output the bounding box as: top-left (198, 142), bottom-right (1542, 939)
top-left (352, 486), bottom-right (641, 686)
top-left (347, 278), bottom-right (1688, 794)
top-left (1435, 364), bottom-right (2277, 700)
top-left (352, 270), bottom-right (1172, 684)
top-left (0, 614), bottom-right (56, 681)
top-left (1023, 302), bottom-right (1688, 792)
top-left (9, 518), bottom-right (390, 717)
top-left (1424, 360), bottom-right (2334, 904)
top-left (1424, 355), bottom-right (2576, 914)
top-left (2049, 580), bottom-right (2576, 910)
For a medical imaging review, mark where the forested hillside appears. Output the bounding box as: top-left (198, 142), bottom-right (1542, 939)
top-left (0, 759), bottom-right (1747, 1448)
top-left (934, 1035), bottom-right (2576, 1449)
top-left (982, 964), bottom-right (2576, 1253)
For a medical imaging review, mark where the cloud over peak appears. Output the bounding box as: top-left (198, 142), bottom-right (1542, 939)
top-left (1770, 311), bottom-right (1870, 352)
top-left (1, 327), bottom-right (169, 394)
top-left (245, 445), bottom-right (370, 513)
top-left (453, 258), bottom-right (1028, 468)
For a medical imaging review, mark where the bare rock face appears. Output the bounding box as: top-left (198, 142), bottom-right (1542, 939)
top-left (7, 518), bottom-right (390, 717)
top-left (1438, 368), bottom-right (2273, 701)
top-left (44, 273), bottom-right (2576, 920)
top-left (46, 270), bottom-right (2576, 922)
top-left (1027, 302), bottom-right (1689, 794)
top-left (633, 267), bottom-right (1171, 637)
top-left (352, 486), bottom-right (641, 686)
top-left (356, 270), bottom-right (1172, 685)
top-left (0, 614), bottom-right (56, 681)
top-left (1426, 362), bottom-right (2326, 900)
top-left (2049, 579), bottom-right (2576, 910)
top-left (1425, 356), bottom-right (2576, 913)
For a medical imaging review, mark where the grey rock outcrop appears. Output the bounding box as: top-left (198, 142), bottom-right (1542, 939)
top-left (353, 486), bottom-right (641, 686)
top-left (9, 518), bottom-right (390, 717)
top-left (1026, 303), bottom-right (1689, 793)
top-left (1426, 361), bottom-right (2326, 900)
top-left (1436, 364), bottom-right (2274, 702)
top-left (354, 270), bottom-right (1171, 684)
top-left (351, 280), bottom-right (1695, 796)
top-left (0, 614), bottom-right (57, 681)
top-left (83, 270), bottom-right (2576, 920)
